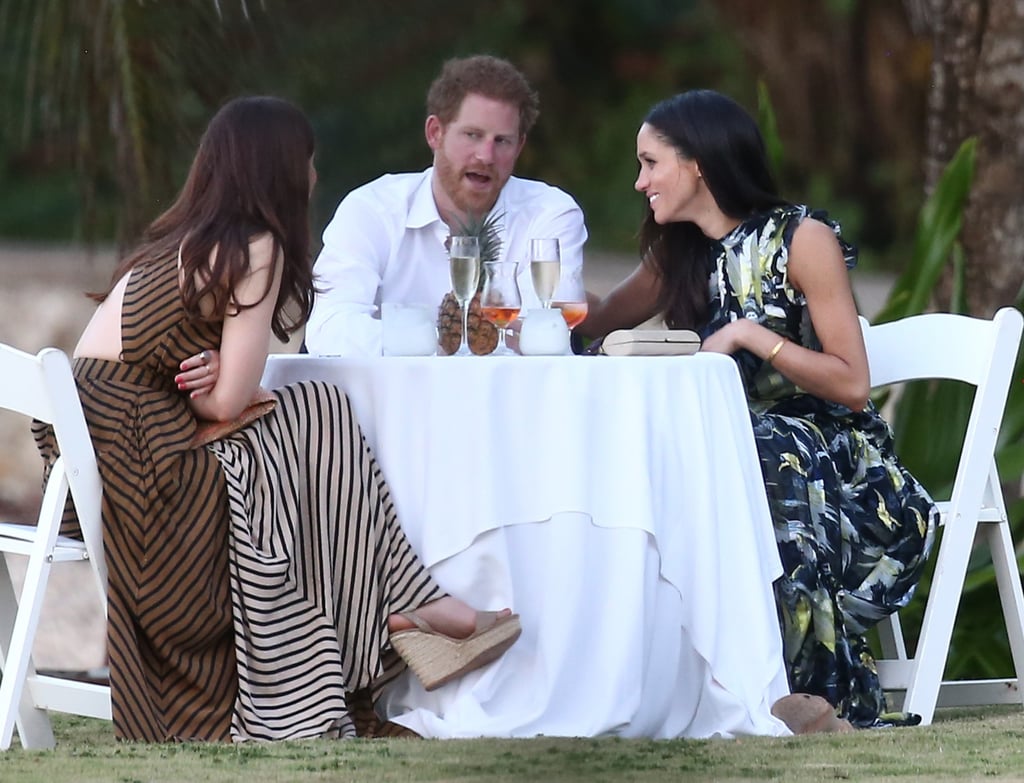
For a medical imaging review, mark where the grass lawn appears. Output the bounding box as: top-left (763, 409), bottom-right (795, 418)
top-left (1, 706), bottom-right (1024, 782)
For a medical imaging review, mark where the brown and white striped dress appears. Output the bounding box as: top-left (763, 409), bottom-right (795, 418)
top-left (36, 257), bottom-right (444, 742)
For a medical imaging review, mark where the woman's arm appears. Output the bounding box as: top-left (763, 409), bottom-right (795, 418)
top-left (188, 233), bottom-right (283, 422)
top-left (575, 262), bottom-right (662, 339)
top-left (700, 218), bottom-right (870, 410)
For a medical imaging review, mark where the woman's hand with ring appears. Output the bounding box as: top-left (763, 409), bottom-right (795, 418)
top-left (175, 349), bottom-right (220, 398)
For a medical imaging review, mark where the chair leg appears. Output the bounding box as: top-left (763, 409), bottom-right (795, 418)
top-left (901, 517), bottom-right (977, 725)
top-left (986, 521), bottom-right (1024, 705)
top-left (0, 554), bottom-right (56, 750)
top-left (877, 612), bottom-right (908, 660)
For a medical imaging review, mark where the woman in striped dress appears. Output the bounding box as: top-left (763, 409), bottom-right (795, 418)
top-left (37, 96), bottom-right (520, 742)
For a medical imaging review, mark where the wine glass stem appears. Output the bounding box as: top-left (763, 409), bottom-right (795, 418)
top-left (461, 302), bottom-right (470, 352)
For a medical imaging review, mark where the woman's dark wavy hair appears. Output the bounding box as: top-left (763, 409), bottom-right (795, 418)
top-left (639, 89), bottom-right (786, 329)
top-left (95, 95), bottom-right (316, 342)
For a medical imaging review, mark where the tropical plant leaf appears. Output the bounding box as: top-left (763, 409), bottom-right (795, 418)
top-left (872, 137), bottom-right (977, 324)
top-left (756, 80), bottom-right (784, 177)
top-left (889, 379), bottom-right (973, 497)
top-left (998, 442), bottom-right (1024, 486)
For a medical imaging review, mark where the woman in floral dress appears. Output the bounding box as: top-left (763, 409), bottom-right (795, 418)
top-left (580, 89), bottom-right (938, 729)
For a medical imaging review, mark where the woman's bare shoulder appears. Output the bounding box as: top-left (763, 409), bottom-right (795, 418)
top-left (791, 216), bottom-right (839, 248)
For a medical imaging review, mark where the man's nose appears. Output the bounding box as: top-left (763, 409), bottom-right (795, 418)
top-left (474, 139), bottom-right (495, 164)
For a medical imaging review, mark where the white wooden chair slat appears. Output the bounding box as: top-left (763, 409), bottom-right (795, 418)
top-left (861, 307), bottom-right (1024, 725)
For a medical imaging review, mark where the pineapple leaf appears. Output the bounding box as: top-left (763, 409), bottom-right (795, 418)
top-left (452, 210), bottom-right (505, 265)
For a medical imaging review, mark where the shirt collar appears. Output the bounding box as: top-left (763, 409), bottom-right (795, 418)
top-left (407, 168), bottom-right (444, 230)
top-left (406, 166), bottom-right (511, 235)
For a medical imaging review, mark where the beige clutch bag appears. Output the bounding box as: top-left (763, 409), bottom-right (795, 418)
top-left (600, 329), bottom-right (701, 356)
top-left (190, 388), bottom-right (277, 449)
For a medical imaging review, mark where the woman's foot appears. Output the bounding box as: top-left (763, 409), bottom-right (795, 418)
top-left (388, 600), bottom-right (521, 691)
top-left (771, 693), bottom-right (854, 734)
top-left (388, 596), bottom-right (511, 639)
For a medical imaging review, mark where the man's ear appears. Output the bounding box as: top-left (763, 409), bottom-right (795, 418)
top-left (425, 115), bottom-right (443, 151)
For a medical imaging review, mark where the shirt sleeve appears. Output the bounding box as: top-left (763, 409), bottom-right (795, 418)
top-left (304, 192), bottom-right (389, 356)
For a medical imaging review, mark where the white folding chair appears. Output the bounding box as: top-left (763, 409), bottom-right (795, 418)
top-left (0, 344), bottom-right (110, 749)
top-left (860, 307), bottom-right (1024, 725)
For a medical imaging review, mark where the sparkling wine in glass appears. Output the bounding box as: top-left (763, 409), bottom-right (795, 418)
top-left (479, 261), bottom-right (522, 356)
top-left (529, 238), bottom-right (560, 309)
top-left (448, 235), bottom-right (480, 356)
top-left (551, 264), bottom-right (589, 329)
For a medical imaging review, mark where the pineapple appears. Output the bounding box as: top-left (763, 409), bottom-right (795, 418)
top-left (437, 211), bottom-right (503, 355)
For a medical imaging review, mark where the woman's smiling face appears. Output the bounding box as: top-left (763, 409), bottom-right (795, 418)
top-left (634, 122), bottom-right (703, 225)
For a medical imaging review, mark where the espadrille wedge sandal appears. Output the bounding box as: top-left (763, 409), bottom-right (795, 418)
top-left (770, 693), bottom-right (854, 734)
top-left (390, 610), bottom-right (522, 691)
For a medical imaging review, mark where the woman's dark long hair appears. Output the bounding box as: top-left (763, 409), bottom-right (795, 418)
top-left (639, 89), bottom-right (786, 329)
top-left (95, 95), bottom-right (316, 342)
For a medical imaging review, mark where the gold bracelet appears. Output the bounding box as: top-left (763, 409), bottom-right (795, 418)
top-left (766, 338), bottom-right (787, 364)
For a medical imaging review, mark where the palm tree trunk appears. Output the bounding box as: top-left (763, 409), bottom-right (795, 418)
top-left (914, 0), bottom-right (1024, 315)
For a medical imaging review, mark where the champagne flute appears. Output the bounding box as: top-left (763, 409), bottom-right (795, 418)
top-left (551, 264), bottom-right (589, 329)
top-left (448, 235), bottom-right (480, 357)
top-left (479, 261), bottom-right (522, 356)
top-left (529, 238), bottom-right (560, 309)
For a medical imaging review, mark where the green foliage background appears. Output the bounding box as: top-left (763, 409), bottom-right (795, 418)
top-left (0, 0), bottom-right (911, 266)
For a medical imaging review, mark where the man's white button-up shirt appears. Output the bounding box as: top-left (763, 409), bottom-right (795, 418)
top-left (305, 167), bottom-right (588, 356)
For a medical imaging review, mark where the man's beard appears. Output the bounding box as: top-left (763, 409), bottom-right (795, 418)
top-left (435, 153), bottom-right (500, 218)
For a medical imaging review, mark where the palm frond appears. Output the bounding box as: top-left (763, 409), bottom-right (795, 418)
top-left (0, 0), bottom-right (272, 244)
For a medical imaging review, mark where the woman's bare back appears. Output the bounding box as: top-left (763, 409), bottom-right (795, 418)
top-left (74, 271), bottom-right (130, 361)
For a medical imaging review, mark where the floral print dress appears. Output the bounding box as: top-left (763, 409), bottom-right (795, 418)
top-left (699, 204), bottom-right (939, 727)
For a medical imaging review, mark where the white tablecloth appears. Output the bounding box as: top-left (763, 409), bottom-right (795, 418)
top-left (261, 352), bottom-right (791, 738)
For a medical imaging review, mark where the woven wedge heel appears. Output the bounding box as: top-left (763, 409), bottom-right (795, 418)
top-left (771, 693), bottom-right (854, 734)
top-left (390, 610), bottom-right (522, 691)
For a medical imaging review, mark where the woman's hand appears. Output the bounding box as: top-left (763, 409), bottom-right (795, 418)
top-left (699, 319), bottom-right (749, 355)
top-left (176, 349), bottom-right (220, 399)
top-left (700, 318), bottom-right (786, 358)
